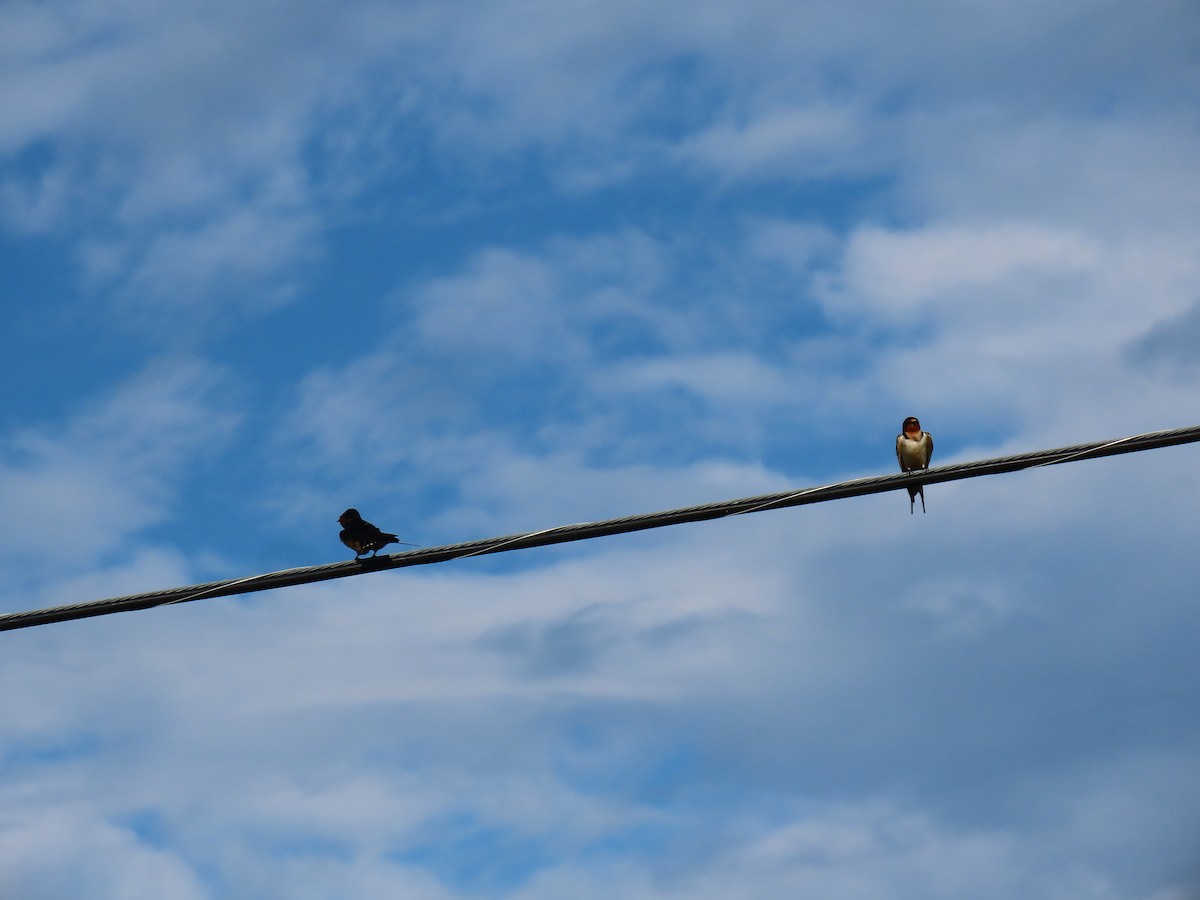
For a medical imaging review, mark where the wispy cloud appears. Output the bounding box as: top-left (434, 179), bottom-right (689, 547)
top-left (0, 357), bottom-right (238, 590)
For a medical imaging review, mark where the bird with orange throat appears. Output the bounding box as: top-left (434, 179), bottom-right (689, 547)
top-left (896, 416), bottom-right (934, 513)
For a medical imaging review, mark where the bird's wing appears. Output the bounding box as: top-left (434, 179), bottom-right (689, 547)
top-left (924, 433), bottom-right (933, 467)
top-left (895, 434), bottom-right (904, 468)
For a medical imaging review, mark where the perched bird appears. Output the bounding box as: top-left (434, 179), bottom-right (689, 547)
top-left (895, 416), bottom-right (934, 514)
top-left (338, 508), bottom-right (400, 558)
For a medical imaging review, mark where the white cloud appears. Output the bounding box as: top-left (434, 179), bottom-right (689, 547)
top-left (406, 232), bottom-right (672, 363)
top-left (605, 352), bottom-right (794, 407)
top-left (0, 357), bottom-right (239, 587)
top-left (835, 223), bottom-right (1101, 314)
top-left (0, 809), bottom-right (207, 900)
top-left (798, 210), bottom-right (1200, 444)
top-left (676, 104), bottom-right (871, 181)
top-left (95, 203), bottom-right (320, 321)
top-left (897, 115), bottom-right (1200, 234)
top-left (745, 218), bottom-right (840, 273)
top-left (411, 249), bottom-right (573, 364)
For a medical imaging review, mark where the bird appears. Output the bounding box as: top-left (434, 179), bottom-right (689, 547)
top-left (895, 416), bottom-right (934, 514)
top-left (338, 508), bottom-right (401, 558)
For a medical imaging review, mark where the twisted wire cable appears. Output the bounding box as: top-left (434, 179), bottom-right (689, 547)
top-left (3, 422), bottom-right (1198, 633)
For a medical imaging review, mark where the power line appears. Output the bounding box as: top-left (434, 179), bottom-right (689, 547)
top-left (3, 422), bottom-right (1198, 634)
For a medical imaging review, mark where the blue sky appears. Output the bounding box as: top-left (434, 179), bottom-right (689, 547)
top-left (2, 0), bottom-right (1200, 896)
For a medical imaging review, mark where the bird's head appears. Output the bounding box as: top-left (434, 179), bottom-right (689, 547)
top-left (902, 416), bottom-right (922, 437)
top-left (339, 508), bottom-right (362, 526)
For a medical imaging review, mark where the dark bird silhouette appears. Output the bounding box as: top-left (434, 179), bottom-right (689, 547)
top-left (895, 416), bottom-right (934, 513)
top-left (338, 508), bottom-right (400, 558)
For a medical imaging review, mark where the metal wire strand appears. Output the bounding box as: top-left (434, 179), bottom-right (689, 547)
top-left (2, 422), bottom-right (1198, 633)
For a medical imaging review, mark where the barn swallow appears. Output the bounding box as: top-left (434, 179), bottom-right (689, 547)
top-left (338, 508), bottom-right (400, 558)
top-left (895, 416), bottom-right (934, 514)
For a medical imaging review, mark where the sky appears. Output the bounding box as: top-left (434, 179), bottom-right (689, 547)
top-left (2, 0), bottom-right (1199, 896)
